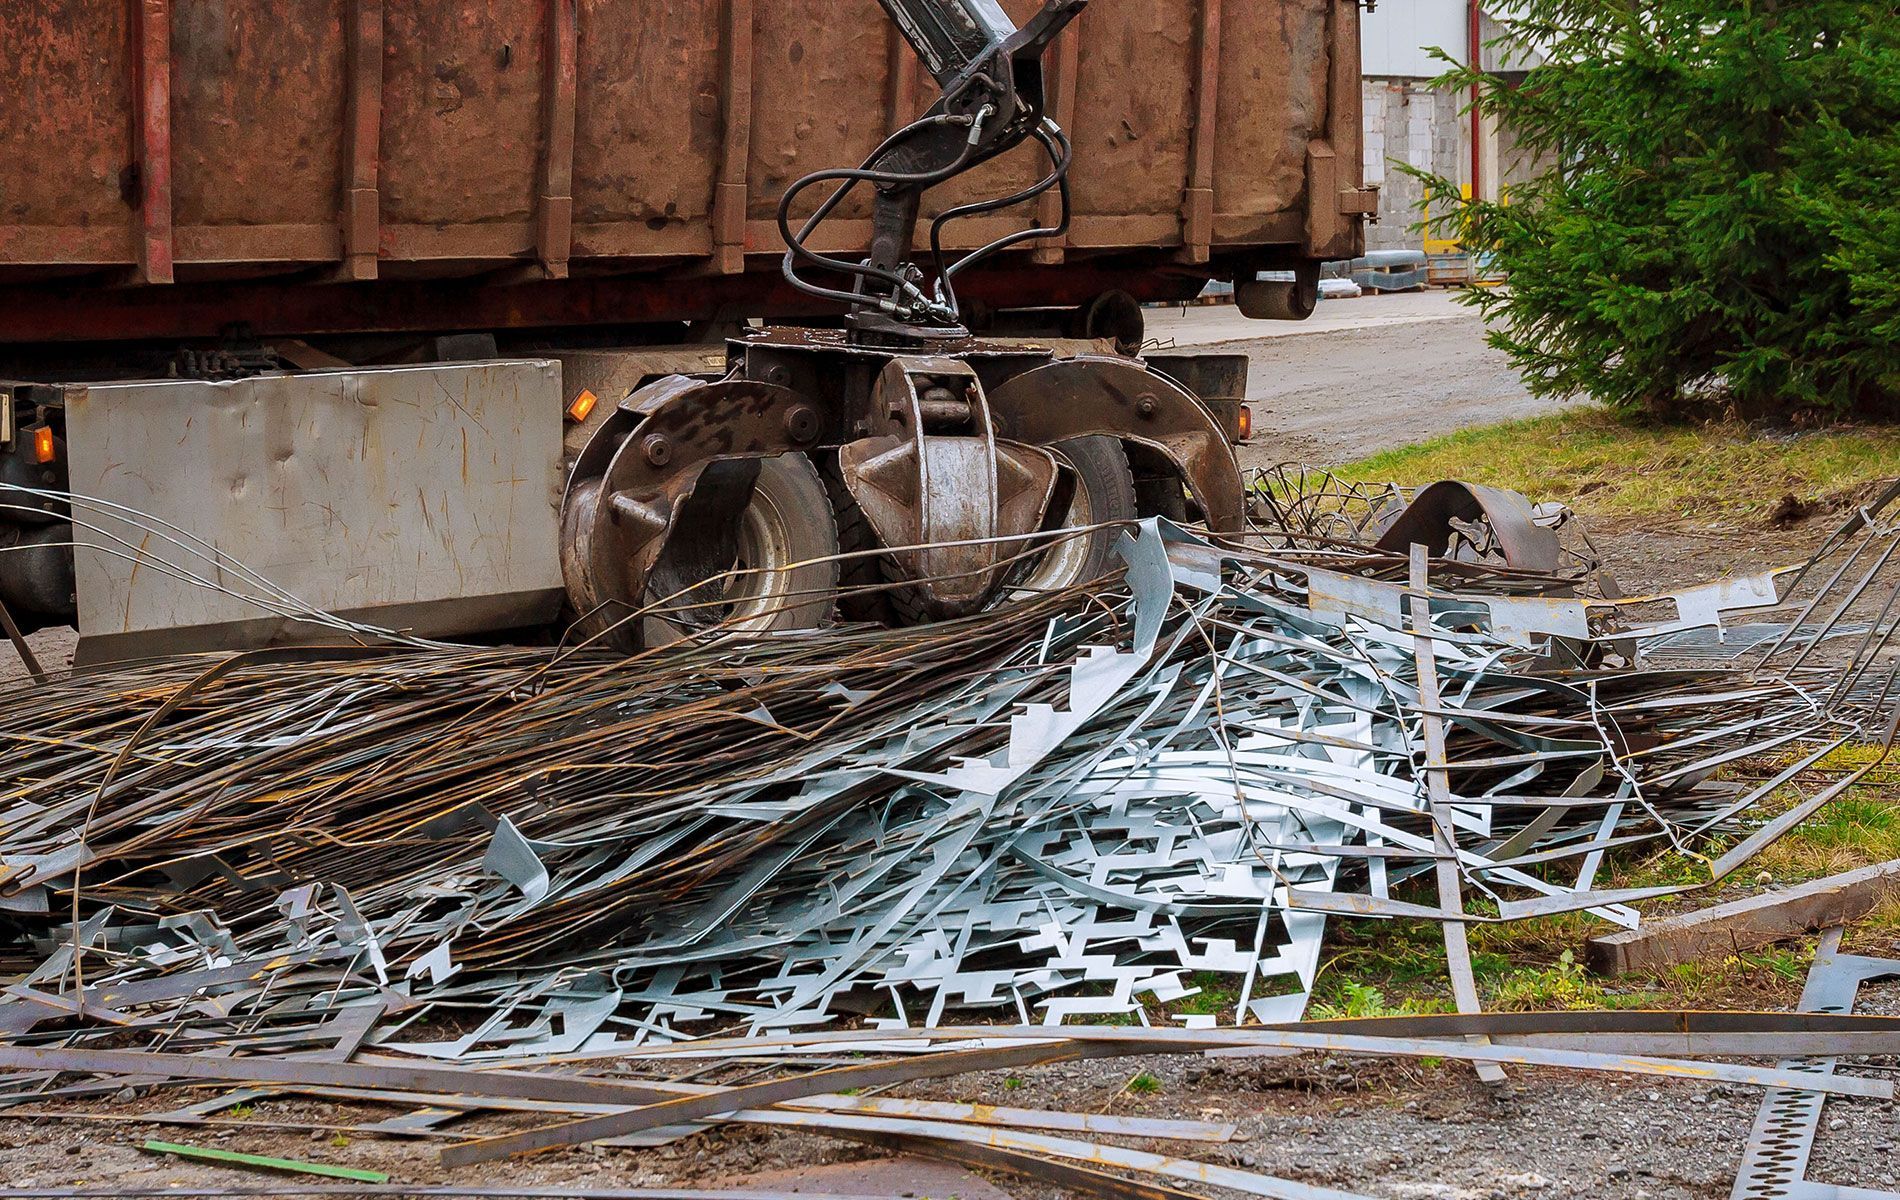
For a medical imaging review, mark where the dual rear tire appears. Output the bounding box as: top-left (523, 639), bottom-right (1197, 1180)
top-left (642, 436), bottom-right (1153, 640)
top-left (826, 435), bottom-right (1141, 626)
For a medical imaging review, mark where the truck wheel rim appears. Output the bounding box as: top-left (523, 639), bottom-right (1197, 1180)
top-left (721, 493), bottom-right (799, 630)
top-left (1009, 473), bottom-right (1097, 600)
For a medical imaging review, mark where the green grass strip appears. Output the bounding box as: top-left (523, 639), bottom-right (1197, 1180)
top-left (1334, 408), bottom-right (1900, 524)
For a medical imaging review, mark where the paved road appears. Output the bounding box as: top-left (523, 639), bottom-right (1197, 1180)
top-left (1146, 288), bottom-right (1472, 346)
top-left (1149, 291), bottom-right (1567, 466)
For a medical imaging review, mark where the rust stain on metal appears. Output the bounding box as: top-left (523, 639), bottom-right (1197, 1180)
top-left (0, 0), bottom-right (1364, 340)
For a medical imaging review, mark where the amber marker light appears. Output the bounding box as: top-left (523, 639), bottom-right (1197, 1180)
top-left (28, 424), bottom-right (55, 465)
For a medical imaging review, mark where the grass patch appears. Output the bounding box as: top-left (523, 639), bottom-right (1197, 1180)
top-left (1634, 942), bottom-right (1818, 1006)
top-left (1334, 407), bottom-right (1899, 524)
top-left (1486, 949), bottom-right (1604, 1011)
top-left (1749, 745), bottom-right (1900, 884)
top-left (1309, 979), bottom-right (1451, 1020)
top-left (1858, 894), bottom-right (1900, 943)
top-left (1124, 1071), bottom-right (1163, 1096)
top-left (1168, 971), bottom-right (1241, 1019)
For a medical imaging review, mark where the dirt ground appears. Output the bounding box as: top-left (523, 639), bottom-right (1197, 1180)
top-left (7, 994), bottom-right (1896, 1200)
top-left (5, 296), bottom-right (1895, 1198)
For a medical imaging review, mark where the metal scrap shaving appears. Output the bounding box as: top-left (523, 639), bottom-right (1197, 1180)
top-left (0, 477), bottom-right (1891, 1070)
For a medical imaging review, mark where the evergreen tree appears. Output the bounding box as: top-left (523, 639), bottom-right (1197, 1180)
top-left (1423, 1), bottom-right (1900, 417)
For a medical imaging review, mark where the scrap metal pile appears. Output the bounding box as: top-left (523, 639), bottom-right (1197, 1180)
top-left (0, 478), bottom-right (1895, 1191)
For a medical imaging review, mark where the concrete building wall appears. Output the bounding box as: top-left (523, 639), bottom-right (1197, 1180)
top-left (1360, 79), bottom-right (1465, 252)
top-left (1355, 4), bottom-right (1546, 256)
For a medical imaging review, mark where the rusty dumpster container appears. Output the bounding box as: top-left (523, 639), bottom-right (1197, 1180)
top-left (0, 0), bottom-right (1370, 344)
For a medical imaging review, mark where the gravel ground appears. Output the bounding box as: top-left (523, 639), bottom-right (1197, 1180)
top-left (7, 1006), bottom-right (1897, 1200)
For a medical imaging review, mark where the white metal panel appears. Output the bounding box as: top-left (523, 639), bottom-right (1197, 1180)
top-left (1361, 0), bottom-right (1468, 80)
top-left (65, 361), bottom-right (565, 660)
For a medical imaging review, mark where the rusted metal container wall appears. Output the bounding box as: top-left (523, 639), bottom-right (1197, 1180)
top-left (0, 0), bottom-right (1365, 341)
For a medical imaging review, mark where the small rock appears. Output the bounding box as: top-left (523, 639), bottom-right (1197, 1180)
top-left (1756, 870), bottom-right (1774, 886)
top-left (1829, 1117), bottom-right (1847, 1132)
top-left (1609, 1166), bottom-right (1632, 1180)
top-left (111, 1086), bottom-right (138, 1104)
top-left (64, 1144), bottom-right (82, 1156)
top-left (309, 1129), bottom-right (325, 1142)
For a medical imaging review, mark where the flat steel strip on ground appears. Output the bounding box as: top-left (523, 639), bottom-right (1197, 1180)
top-left (1731, 930), bottom-right (1900, 1200)
top-left (438, 1037), bottom-right (1131, 1164)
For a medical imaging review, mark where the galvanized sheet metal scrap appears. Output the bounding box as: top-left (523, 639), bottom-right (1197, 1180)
top-left (0, 483), bottom-right (1893, 1072)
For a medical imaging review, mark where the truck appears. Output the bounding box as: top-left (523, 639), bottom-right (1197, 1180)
top-left (0, 0), bottom-right (1373, 662)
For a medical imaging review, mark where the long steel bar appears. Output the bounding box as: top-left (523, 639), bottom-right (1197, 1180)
top-left (608, 1025), bottom-right (1897, 1098)
top-left (437, 1038), bottom-right (1147, 1165)
top-left (540, 1009), bottom-right (1900, 1057)
top-left (1408, 543), bottom-right (1506, 1085)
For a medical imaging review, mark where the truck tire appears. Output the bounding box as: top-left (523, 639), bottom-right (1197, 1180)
top-left (832, 436), bottom-right (1138, 625)
top-left (1236, 262), bottom-right (1320, 321)
top-left (825, 456), bottom-right (900, 626)
top-left (1070, 290), bottom-right (1146, 354)
top-left (644, 452), bottom-right (839, 640)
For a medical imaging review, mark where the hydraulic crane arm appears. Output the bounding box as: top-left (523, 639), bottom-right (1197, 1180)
top-left (561, 0), bottom-right (1251, 653)
top-left (878, 0), bottom-right (1083, 96)
top-left (779, 0), bottom-right (1088, 334)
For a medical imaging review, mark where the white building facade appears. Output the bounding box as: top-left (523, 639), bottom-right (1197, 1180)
top-left (1358, 2), bottom-right (1526, 252)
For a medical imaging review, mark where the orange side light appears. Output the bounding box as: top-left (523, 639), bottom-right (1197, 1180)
top-left (28, 424), bottom-right (55, 465)
top-left (565, 389), bottom-right (599, 424)
top-left (1235, 404), bottom-right (1253, 442)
